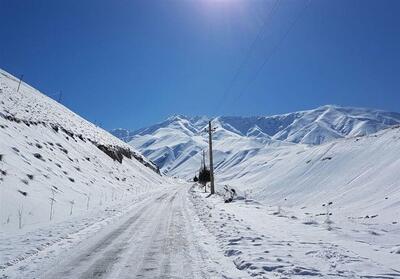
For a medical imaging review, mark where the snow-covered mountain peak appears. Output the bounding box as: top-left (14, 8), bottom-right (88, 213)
top-left (166, 114), bottom-right (189, 122)
top-left (114, 104), bottom-right (400, 144)
top-left (111, 105), bottom-right (400, 176)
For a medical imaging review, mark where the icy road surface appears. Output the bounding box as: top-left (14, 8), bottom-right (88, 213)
top-left (43, 187), bottom-right (211, 278)
top-left (2, 183), bottom-right (399, 279)
top-left (1, 185), bottom-right (243, 279)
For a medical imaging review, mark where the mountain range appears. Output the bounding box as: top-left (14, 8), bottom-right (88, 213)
top-left (111, 105), bottom-right (400, 220)
top-left (111, 105), bottom-right (400, 176)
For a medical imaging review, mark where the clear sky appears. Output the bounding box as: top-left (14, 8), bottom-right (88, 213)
top-left (1, 0), bottom-right (399, 130)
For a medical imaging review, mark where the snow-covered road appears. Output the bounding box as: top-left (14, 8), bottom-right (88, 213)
top-left (1, 184), bottom-right (243, 279)
top-left (44, 187), bottom-right (209, 278)
top-left (2, 183), bottom-right (399, 279)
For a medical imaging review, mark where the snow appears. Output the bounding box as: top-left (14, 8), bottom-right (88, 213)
top-left (118, 109), bottom-right (400, 221)
top-left (0, 68), bottom-right (244, 279)
top-left (1, 184), bottom-right (247, 278)
top-left (0, 69), bottom-right (169, 272)
top-left (2, 66), bottom-right (400, 278)
top-left (115, 106), bottom-right (400, 177)
top-left (190, 184), bottom-right (400, 278)
top-left (113, 105), bottom-right (400, 277)
top-left (218, 126), bottom-right (400, 218)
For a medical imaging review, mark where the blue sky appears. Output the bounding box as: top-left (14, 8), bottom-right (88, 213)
top-left (1, 0), bottom-right (399, 130)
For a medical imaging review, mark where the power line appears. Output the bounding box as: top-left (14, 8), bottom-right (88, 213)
top-left (213, 0), bottom-right (281, 116)
top-left (230, 0), bottom-right (312, 108)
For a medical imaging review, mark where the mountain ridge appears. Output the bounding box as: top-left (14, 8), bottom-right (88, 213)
top-left (111, 105), bottom-right (400, 176)
top-left (113, 105), bottom-right (400, 145)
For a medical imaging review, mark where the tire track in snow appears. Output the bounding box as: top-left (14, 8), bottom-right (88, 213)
top-left (36, 186), bottom-right (227, 279)
top-left (42, 194), bottom-right (159, 278)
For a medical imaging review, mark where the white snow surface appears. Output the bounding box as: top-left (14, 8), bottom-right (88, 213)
top-left (191, 184), bottom-right (400, 278)
top-left (2, 67), bottom-right (400, 278)
top-left (115, 107), bottom-right (400, 146)
top-left (1, 184), bottom-right (248, 279)
top-left (115, 107), bottom-right (400, 177)
top-left (0, 69), bottom-right (169, 267)
top-left (115, 106), bottom-right (400, 277)
top-left (122, 109), bottom-right (400, 232)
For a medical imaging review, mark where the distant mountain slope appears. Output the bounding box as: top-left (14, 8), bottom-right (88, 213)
top-left (217, 125), bottom-right (400, 220)
top-left (111, 107), bottom-right (400, 220)
top-left (111, 106), bottom-right (400, 175)
top-left (217, 106), bottom-right (400, 144)
top-left (113, 110), bottom-right (400, 222)
top-left (0, 69), bottom-right (165, 233)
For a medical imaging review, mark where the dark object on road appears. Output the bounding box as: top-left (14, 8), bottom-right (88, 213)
top-left (224, 185), bottom-right (237, 203)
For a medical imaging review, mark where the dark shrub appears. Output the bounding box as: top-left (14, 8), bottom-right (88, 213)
top-left (18, 190), bottom-right (28, 196)
top-left (33, 153), bottom-right (45, 161)
top-left (51, 125), bottom-right (59, 133)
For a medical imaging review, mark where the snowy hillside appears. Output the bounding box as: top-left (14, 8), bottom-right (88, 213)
top-left (111, 106), bottom-right (400, 175)
top-left (217, 125), bottom-right (400, 216)
top-left (119, 104), bottom-right (400, 209)
top-left (114, 110), bottom-right (400, 277)
top-left (2, 68), bottom-right (399, 278)
top-left (112, 106), bottom-right (400, 240)
top-left (193, 126), bottom-right (400, 277)
top-left (0, 68), bottom-right (166, 236)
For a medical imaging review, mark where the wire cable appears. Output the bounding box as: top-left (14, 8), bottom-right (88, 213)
top-left (212, 0), bottom-right (281, 116)
top-left (230, 0), bottom-right (312, 108)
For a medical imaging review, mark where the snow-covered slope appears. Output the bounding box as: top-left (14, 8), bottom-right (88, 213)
top-left (114, 106), bottom-right (400, 145)
top-left (198, 126), bottom-right (400, 276)
top-left (115, 110), bottom-right (400, 276)
top-left (112, 106), bottom-right (400, 176)
top-left (113, 105), bottom-right (400, 219)
top-left (218, 125), bottom-right (400, 217)
top-left (0, 69), bottom-right (166, 234)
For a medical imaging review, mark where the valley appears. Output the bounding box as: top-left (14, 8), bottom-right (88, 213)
top-left (1, 68), bottom-right (399, 278)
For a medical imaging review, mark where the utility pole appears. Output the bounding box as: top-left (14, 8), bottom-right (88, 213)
top-left (58, 91), bottom-right (63, 103)
top-left (17, 74), bottom-right (24, 92)
top-left (202, 150), bottom-right (206, 170)
top-left (202, 150), bottom-right (207, 193)
top-left (208, 121), bottom-right (215, 195)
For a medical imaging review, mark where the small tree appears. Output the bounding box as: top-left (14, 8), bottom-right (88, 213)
top-left (198, 167), bottom-right (210, 186)
top-left (193, 175), bottom-right (198, 182)
top-left (198, 150), bottom-right (210, 191)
